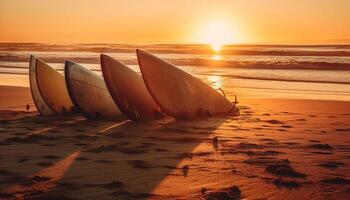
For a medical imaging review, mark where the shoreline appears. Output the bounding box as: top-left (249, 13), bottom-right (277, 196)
top-left (1, 85), bottom-right (350, 112)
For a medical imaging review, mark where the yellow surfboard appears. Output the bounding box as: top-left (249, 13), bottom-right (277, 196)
top-left (35, 59), bottom-right (74, 114)
top-left (29, 55), bottom-right (55, 115)
top-left (137, 49), bottom-right (237, 119)
top-left (65, 61), bottom-right (122, 119)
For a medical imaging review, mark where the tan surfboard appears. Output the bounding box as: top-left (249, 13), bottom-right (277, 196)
top-left (100, 54), bottom-right (164, 121)
top-left (29, 55), bottom-right (55, 115)
top-left (35, 59), bottom-right (74, 114)
top-left (137, 49), bottom-right (237, 119)
top-left (65, 61), bottom-right (122, 119)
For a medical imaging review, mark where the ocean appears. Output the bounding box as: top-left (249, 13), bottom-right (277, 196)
top-left (0, 43), bottom-right (349, 101)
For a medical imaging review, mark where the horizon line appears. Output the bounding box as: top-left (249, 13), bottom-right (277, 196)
top-left (0, 42), bottom-right (350, 46)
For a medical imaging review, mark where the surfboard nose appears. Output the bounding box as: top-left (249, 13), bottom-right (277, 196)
top-left (65, 60), bottom-right (75, 67)
top-left (100, 54), bottom-right (118, 68)
top-left (64, 60), bottom-right (75, 72)
top-left (100, 53), bottom-right (108, 61)
top-left (136, 49), bottom-right (160, 73)
top-left (136, 49), bottom-right (151, 62)
top-left (136, 49), bottom-right (145, 56)
top-left (30, 54), bottom-right (37, 61)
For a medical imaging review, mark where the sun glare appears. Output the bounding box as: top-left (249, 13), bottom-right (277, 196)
top-left (211, 54), bottom-right (222, 60)
top-left (211, 43), bottom-right (222, 52)
top-left (197, 19), bottom-right (236, 52)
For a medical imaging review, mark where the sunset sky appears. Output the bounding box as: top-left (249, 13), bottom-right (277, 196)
top-left (1, 0), bottom-right (349, 44)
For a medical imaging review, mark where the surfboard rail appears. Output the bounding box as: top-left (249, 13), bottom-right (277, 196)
top-left (28, 55), bottom-right (55, 115)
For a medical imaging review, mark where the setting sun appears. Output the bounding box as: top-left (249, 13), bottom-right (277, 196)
top-left (197, 19), bottom-right (237, 51)
top-left (211, 43), bottom-right (222, 52)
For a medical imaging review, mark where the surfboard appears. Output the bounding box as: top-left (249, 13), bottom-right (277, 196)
top-left (29, 55), bottom-right (55, 115)
top-left (64, 61), bottom-right (122, 119)
top-left (35, 59), bottom-right (74, 114)
top-left (137, 49), bottom-right (237, 119)
top-left (100, 54), bottom-right (164, 121)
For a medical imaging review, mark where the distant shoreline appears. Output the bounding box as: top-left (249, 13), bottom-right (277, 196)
top-left (1, 42), bottom-right (350, 47)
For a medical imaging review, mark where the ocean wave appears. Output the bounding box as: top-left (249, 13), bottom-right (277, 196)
top-left (232, 85), bottom-right (350, 94)
top-left (1, 43), bottom-right (350, 56)
top-left (218, 74), bottom-right (350, 85)
top-left (173, 59), bottom-right (350, 71)
top-left (1, 55), bottom-right (350, 71)
top-left (2, 65), bottom-right (349, 85)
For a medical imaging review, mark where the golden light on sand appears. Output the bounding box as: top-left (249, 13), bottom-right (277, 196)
top-left (5, 151), bottom-right (80, 198)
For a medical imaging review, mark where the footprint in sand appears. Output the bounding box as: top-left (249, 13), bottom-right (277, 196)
top-left (309, 143), bottom-right (333, 150)
top-left (103, 181), bottom-right (124, 190)
top-left (129, 160), bottom-right (152, 169)
top-left (321, 177), bottom-right (350, 185)
top-left (244, 158), bottom-right (289, 166)
top-left (182, 165), bottom-right (189, 177)
top-left (263, 119), bottom-right (284, 124)
top-left (42, 155), bottom-right (61, 159)
top-left (204, 186), bottom-right (241, 200)
top-left (212, 136), bottom-right (219, 151)
top-left (154, 148), bottom-right (168, 152)
top-left (309, 140), bottom-right (321, 143)
top-left (36, 162), bottom-right (52, 167)
top-left (259, 138), bottom-right (276, 142)
top-left (273, 178), bottom-right (300, 188)
top-left (281, 125), bottom-right (293, 128)
top-left (18, 158), bottom-right (29, 163)
top-left (76, 157), bottom-right (89, 161)
top-left (335, 128), bottom-right (350, 132)
top-left (319, 161), bottom-right (345, 170)
top-left (94, 159), bottom-right (115, 164)
top-left (265, 162), bottom-right (306, 178)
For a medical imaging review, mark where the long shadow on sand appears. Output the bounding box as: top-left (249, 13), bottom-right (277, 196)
top-left (0, 111), bottom-right (231, 199)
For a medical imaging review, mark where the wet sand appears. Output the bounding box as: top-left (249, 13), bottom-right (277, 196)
top-left (0, 86), bottom-right (350, 199)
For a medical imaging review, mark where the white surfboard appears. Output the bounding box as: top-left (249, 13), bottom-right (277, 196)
top-left (29, 55), bottom-right (55, 115)
top-left (64, 61), bottom-right (122, 119)
top-left (35, 59), bottom-right (74, 114)
top-left (137, 49), bottom-right (237, 119)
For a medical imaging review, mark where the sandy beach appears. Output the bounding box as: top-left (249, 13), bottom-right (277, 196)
top-left (0, 85), bottom-right (349, 199)
top-left (2, 0), bottom-right (350, 199)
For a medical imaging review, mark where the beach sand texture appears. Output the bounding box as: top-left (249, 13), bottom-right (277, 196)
top-left (0, 86), bottom-right (349, 199)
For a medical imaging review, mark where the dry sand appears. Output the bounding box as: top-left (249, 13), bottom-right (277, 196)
top-left (0, 86), bottom-right (349, 199)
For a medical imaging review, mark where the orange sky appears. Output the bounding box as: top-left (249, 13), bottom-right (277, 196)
top-left (0, 0), bottom-right (349, 44)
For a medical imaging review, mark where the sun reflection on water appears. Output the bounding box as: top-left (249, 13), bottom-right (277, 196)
top-left (208, 75), bottom-right (222, 90)
top-left (211, 55), bottom-right (222, 60)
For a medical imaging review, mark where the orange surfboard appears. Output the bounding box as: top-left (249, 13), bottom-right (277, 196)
top-left (29, 55), bottom-right (55, 115)
top-left (137, 49), bottom-right (237, 119)
top-left (65, 61), bottom-right (122, 119)
top-left (35, 59), bottom-right (74, 114)
top-left (100, 54), bottom-right (164, 121)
